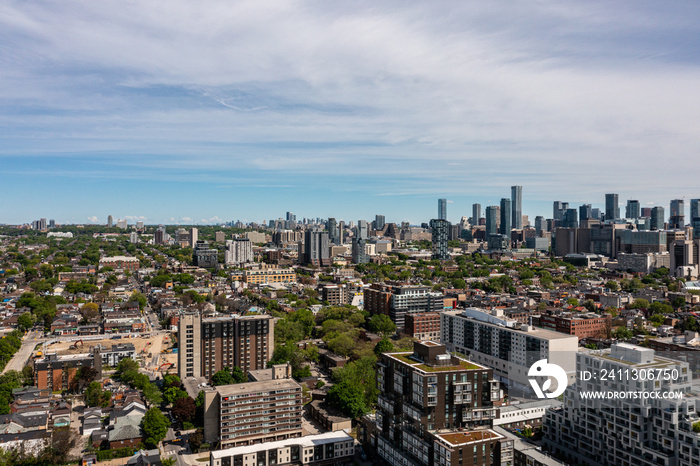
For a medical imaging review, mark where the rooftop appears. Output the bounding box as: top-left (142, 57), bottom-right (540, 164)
top-left (385, 352), bottom-right (483, 373)
top-left (211, 431), bottom-right (352, 459)
top-left (434, 429), bottom-right (503, 447)
top-left (214, 378), bottom-right (300, 397)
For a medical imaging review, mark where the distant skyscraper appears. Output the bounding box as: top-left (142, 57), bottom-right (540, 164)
top-left (691, 199), bottom-right (700, 222)
top-left (553, 201), bottom-right (564, 221)
top-left (190, 227), bottom-right (198, 248)
top-left (591, 208), bottom-right (601, 220)
top-left (499, 198), bottom-right (512, 235)
top-left (327, 218), bottom-right (338, 245)
top-left (351, 238), bottom-right (368, 264)
top-left (535, 216), bottom-right (546, 235)
top-left (136, 221), bottom-right (144, 230)
top-left (472, 203), bottom-right (481, 225)
top-left (107, 215), bottom-right (113, 228)
top-left (562, 209), bottom-right (578, 228)
top-left (641, 207), bottom-right (652, 218)
top-left (650, 206), bottom-right (665, 230)
top-left (485, 206), bottom-right (499, 237)
top-left (438, 198), bottom-right (447, 220)
top-left (286, 211), bottom-right (296, 222)
top-left (374, 214), bottom-right (386, 231)
top-left (48, 219), bottom-right (55, 229)
top-left (670, 199), bottom-right (685, 229)
top-left (605, 193), bottom-right (620, 221)
top-left (511, 185), bottom-right (522, 229)
top-left (430, 219), bottom-right (450, 261)
top-left (302, 229), bottom-right (330, 267)
top-left (357, 220), bottom-right (369, 240)
top-left (626, 200), bottom-right (640, 219)
top-left (579, 204), bottom-right (592, 222)
top-left (691, 199), bottom-right (700, 239)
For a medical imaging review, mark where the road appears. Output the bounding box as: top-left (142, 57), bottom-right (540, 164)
top-left (3, 330), bottom-right (41, 374)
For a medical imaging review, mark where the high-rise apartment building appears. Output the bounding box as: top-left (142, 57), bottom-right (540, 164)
top-left (670, 199), bottom-right (685, 229)
top-left (357, 220), bottom-right (369, 240)
top-left (438, 198), bottom-right (447, 221)
top-left (605, 193), bottom-right (619, 221)
top-left (553, 201), bottom-right (564, 222)
top-left (178, 312), bottom-right (274, 380)
top-left (351, 238), bottom-right (368, 264)
top-left (691, 199), bottom-right (700, 239)
top-left (651, 206), bottom-right (665, 230)
top-left (544, 343), bottom-right (693, 465)
top-left (190, 227), bottom-right (199, 248)
top-left (107, 215), bottom-right (113, 228)
top-left (440, 309), bottom-right (578, 393)
top-left (202, 364), bottom-right (302, 449)
top-left (364, 284), bottom-right (443, 331)
top-left (499, 198), bottom-right (512, 236)
top-left (362, 341), bottom-right (513, 466)
top-left (511, 185), bottom-right (523, 229)
top-left (626, 199), bottom-right (640, 219)
top-left (301, 229), bottom-right (330, 267)
top-left (472, 203), bottom-right (481, 225)
top-left (430, 218), bottom-right (450, 261)
top-left (485, 206), bottom-right (499, 237)
top-left (561, 208), bottom-right (578, 228)
top-left (225, 238), bottom-right (253, 265)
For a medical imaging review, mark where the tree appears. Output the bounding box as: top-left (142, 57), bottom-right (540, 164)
top-left (130, 291), bottom-right (148, 310)
top-left (211, 368), bottom-right (234, 386)
top-left (189, 429), bottom-right (204, 452)
top-left (163, 374), bottom-right (181, 389)
top-left (85, 381), bottom-right (112, 407)
top-left (143, 383), bottom-right (163, 408)
top-left (116, 358), bottom-right (139, 375)
top-left (79, 303), bottom-right (100, 323)
top-left (50, 426), bottom-right (79, 464)
top-left (374, 338), bottom-right (393, 356)
top-left (327, 381), bottom-right (367, 418)
top-left (649, 301), bottom-right (674, 315)
top-left (164, 387), bottom-right (189, 405)
top-left (606, 280), bottom-right (620, 292)
top-left (17, 312), bottom-right (34, 332)
top-left (74, 365), bottom-right (99, 391)
top-left (142, 408), bottom-right (169, 448)
top-left (328, 333), bottom-right (355, 358)
top-left (368, 314), bottom-right (396, 336)
top-left (613, 327), bottom-right (633, 340)
top-left (230, 366), bottom-right (246, 384)
top-left (630, 299), bottom-right (650, 310)
top-left (172, 396), bottom-right (196, 423)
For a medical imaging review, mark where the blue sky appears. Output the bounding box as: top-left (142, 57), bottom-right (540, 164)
top-left (2, 1), bottom-right (700, 225)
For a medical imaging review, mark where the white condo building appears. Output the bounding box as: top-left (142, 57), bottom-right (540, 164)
top-left (544, 343), bottom-right (700, 465)
top-left (225, 238), bottom-right (254, 265)
top-left (440, 309), bottom-right (578, 394)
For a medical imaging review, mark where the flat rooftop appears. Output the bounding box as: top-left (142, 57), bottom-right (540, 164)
top-left (211, 431), bottom-right (352, 459)
top-left (434, 429), bottom-right (503, 447)
top-left (214, 378), bottom-right (300, 397)
top-left (443, 310), bottom-right (577, 341)
top-left (385, 352), bottom-right (486, 373)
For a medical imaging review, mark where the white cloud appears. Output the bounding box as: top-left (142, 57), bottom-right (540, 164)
top-left (86, 216), bottom-right (99, 223)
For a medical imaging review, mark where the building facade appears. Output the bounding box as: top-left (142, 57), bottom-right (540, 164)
top-left (225, 239), bottom-right (253, 266)
top-left (544, 343), bottom-right (696, 465)
top-left (203, 376), bottom-right (303, 449)
top-left (178, 313), bottom-right (274, 380)
top-left (362, 341), bottom-right (513, 466)
top-left (430, 219), bottom-right (450, 261)
top-left (34, 352), bottom-right (102, 391)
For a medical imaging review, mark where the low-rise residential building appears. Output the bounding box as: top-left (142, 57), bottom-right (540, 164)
top-left (210, 431), bottom-right (354, 466)
top-left (538, 312), bottom-right (611, 339)
top-left (99, 256), bottom-right (140, 271)
top-left (99, 343), bottom-right (136, 367)
top-left (404, 312), bottom-right (442, 342)
top-left (34, 352), bottom-right (102, 392)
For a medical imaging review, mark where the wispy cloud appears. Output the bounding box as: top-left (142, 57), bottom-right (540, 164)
top-left (2, 1), bottom-right (700, 223)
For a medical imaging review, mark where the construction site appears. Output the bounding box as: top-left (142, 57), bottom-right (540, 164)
top-left (33, 331), bottom-right (179, 372)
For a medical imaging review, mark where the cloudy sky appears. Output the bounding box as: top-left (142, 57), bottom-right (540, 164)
top-left (2, 1), bottom-right (700, 225)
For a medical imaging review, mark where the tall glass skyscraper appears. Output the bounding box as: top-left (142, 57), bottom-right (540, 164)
top-left (438, 198), bottom-right (447, 220)
top-left (605, 193), bottom-right (619, 220)
top-left (485, 206), bottom-right (499, 236)
top-left (511, 185), bottom-right (522, 229)
top-left (626, 200), bottom-right (640, 219)
top-left (500, 198), bottom-right (512, 235)
top-left (650, 206), bottom-right (665, 230)
top-left (472, 203), bottom-right (481, 225)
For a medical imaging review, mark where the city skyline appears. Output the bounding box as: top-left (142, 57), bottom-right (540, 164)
top-left (3, 2), bottom-right (700, 224)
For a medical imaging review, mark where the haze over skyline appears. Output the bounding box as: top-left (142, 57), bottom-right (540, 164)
top-left (3, 1), bottom-right (700, 225)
